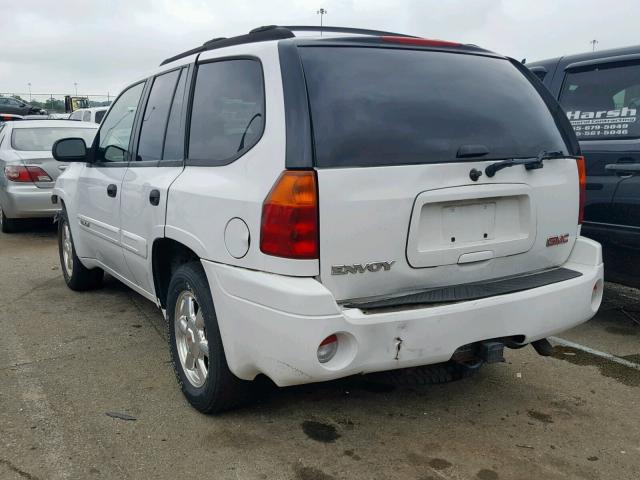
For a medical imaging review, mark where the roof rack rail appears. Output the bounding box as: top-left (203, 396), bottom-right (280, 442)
top-left (281, 25), bottom-right (417, 38)
top-left (160, 26), bottom-right (294, 66)
top-left (160, 24), bottom-right (416, 66)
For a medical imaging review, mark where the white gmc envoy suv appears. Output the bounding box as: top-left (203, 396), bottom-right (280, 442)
top-left (51, 26), bottom-right (604, 413)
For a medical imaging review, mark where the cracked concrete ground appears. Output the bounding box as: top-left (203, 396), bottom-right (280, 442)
top-left (1, 223), bottom-right (639, 480)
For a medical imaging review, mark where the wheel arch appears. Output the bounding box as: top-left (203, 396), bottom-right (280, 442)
top-left (152, 237), bottom-right (201, 308)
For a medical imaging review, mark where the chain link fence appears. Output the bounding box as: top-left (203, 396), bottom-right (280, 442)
top-left (0, 92), bottom-right (112, 113)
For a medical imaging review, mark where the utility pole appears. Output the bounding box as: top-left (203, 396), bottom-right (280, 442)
top-left (317, 8), bottom-right (327, 36)
top-left (28, 82), bottom-right (31, 102)
top-left (74, 82), bottom-right (78, 96)
top-left (590, 39), bottom-right (598, 52)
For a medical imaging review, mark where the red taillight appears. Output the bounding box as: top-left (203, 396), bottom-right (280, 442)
top-left (576, 156), bottom-right (586, 224)
top-left (5, 165), bottom-right (52, 183)
top-left (260, 170), bottom-right (319, 259)
top-left (381, 36), bottom-right (461, 47)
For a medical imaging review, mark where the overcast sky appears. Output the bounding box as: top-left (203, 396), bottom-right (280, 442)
top-left (2, 0), bottom-right (639, 99)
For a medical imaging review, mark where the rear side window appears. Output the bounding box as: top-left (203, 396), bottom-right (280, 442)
top-left (162, 68), bottom-right (189, 160)
top-left (95, 110), bottom-right (106, 123)
top-left (137, 69), bottom-right (180, 161)
top-left (83, 111), bottom-right (91, 122)
top-left (560, 62), bottom-right (640, 140)
top-left (188, 59), bottom-right (264, 165)
top-left (299, 47), bottom-right (567, 168)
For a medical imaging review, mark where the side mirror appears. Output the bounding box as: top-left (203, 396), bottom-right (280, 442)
top-left (52, 137), bottom-right (88, 163)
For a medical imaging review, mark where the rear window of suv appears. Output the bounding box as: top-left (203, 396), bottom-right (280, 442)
top-left (560, 62), bottom-right (640, 140)
top-left (298, 47), bottom-right (568, 168)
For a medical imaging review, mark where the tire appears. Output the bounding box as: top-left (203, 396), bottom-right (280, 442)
top-left (0, 207), bottom-right (18, 233)
top-left (167, 262), bottom-right (252, 413)
top-left (375, 360), bottom-right (484, 387)
top-left (58, 208), bottom-right (104, 291)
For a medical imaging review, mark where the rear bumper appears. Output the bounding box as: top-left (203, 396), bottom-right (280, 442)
top-left (0, 184), bottom-right (59, 218)
top-left (203, 237), bottom-right (603, 387)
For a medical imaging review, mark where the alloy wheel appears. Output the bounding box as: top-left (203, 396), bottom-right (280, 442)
top-left (174, 290), bottom-right (209, 387)
top-left (61, 221), bottom-right (74, 277)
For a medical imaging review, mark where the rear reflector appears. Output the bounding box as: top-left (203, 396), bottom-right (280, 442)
top-left (576, 156), bottom-right (586, 224)
top-left (317, 334), bottom-right (338, 364)
top-left (5, 165), bottom-right (52, 183)
top-left (260, 170), bottom-right (319, 259)
top-left (381, 36), bottom-right (461, 47)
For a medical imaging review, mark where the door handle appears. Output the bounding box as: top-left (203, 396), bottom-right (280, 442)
top-left (107, 184), bottom-right (117, 197)
top-left (149, 189), bottom-right (160, 206)
top-left (605, 164), bottom-right (640, 176)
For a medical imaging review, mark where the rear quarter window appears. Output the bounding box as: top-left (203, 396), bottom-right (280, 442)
top-left (560, 62), bottom-right (640, 140)
top-left (188, 59), bottom-right (265, 165)
top-left (299, 47), bottom-right (568, 168)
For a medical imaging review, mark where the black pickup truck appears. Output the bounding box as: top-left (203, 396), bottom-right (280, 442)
top-left (529, 46), bottom-right (640, 285)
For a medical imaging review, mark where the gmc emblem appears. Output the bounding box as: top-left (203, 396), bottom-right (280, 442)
top-left (546, 234), bottom-right (569, 247)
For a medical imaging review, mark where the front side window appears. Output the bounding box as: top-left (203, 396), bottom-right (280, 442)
top-left (560, 63), bottom-right (640, 140)
top-left (188, 59), bottom-right (264, 165)
top-left (11, 127), bottom-right (97, 151)
top-left (96, 82), bottom-right (144, 162)
top-left (137, 69), bottom-right (180, 161)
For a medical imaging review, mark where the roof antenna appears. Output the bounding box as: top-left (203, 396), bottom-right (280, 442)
top-left (316, 8), bottom-right (327, 37)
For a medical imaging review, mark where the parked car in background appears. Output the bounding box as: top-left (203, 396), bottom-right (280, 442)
top-left (52, 26), bottom-right (603, 413)
top-left (528, 46), bottom-right (640, 269)
top-left (0, 97), bottom-right (46, 116)
top-left (49, 112), bottom-right (71, 120)
top-left (69, 107), bottom-right (108, 124)
top-left (0, 120), bottom-right (97, 232)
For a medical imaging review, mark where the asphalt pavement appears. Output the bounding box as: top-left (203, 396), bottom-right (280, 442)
top-left (1, 223), bottom-right (639, 480)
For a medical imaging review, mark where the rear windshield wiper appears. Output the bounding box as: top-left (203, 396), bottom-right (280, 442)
top-left (485, 151), bottom-right (568, 178)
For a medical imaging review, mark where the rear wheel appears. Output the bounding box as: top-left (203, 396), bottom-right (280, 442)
top-left (168, 262), bottom-right (252, 413)
top-left (0, 208), bottom-right (18, 233)
top-left (58, 209), bottom-right (103, 290)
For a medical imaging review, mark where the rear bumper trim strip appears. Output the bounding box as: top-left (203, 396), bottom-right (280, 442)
top-left (343, 267), bottom-right (583, 311)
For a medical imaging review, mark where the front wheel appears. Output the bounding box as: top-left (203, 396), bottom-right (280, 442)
top-left (167, 262), bottom-right (252, 413)
top-left (58, 209), bottom-right (103, 290)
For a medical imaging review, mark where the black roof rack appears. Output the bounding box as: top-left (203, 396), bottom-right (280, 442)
top-left (160, 24), bottom-right (416, 66)
top-left (281, 25), bottom-right (417, 38)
